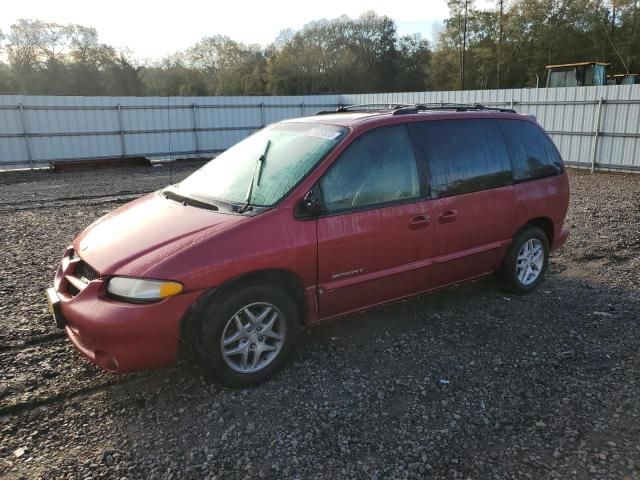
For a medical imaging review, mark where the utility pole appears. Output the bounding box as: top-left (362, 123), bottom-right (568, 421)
top-left (497, 0), bottom-right (503, 89)
top-left (458, 6), bottom-right (464, 89)
top-left (611, 0), bottom-right (616, 44)
top-left (461, 0), bottom-right (468, 90)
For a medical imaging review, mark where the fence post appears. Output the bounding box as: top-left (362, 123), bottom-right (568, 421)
top-left (18, 103), bottom-right (34, 170)
top-left (590, 97), bottom-right (604, 173)
top-left (192, 103), bottom-right (200, 157)
top-left (117, 104), bottom-right (126, 158)
top-left (260, 102), bottom-right (265, 128)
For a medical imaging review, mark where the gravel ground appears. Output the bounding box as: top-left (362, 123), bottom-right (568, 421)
top-left (0, 165), bottom-right (638, 480)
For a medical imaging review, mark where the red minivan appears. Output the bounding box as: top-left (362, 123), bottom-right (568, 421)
top-left (47, 104), bottom-right (570, 386)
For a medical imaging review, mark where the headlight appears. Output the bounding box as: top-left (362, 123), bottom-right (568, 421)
top-left (107, 277), bottom-right (183, 302)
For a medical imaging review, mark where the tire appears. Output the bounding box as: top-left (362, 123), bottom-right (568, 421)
top-left (195, 284), bottom-right (300, 388)
top-left (499, 226), bottom-right (549, 294)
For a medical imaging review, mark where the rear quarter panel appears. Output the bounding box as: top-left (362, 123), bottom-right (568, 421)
top-left (513, 171), bottom-right (570, 231)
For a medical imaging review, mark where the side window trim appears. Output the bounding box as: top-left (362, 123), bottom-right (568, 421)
top-left (316, 123), bottom-right (425, 217)
top-left (318, 195), bottom-right (429, 218)
top-left (495, 118), bottom-right (518, 184)
top-left (407, 122), bottom-right (432, 199)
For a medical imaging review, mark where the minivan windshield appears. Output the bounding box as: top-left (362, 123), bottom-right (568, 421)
top-left (176, 123), bottom-right (347, 208)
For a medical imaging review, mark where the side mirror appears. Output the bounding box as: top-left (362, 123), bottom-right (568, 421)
top-left (295, 189), bottom-right (323, 219)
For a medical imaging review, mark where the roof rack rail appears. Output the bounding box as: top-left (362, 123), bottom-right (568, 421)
top-left (316, 102), bottom-right (516, 116)
top-left (316, 103), bottom-right (411, 115)
top-left (400, 103), bottom-right (517, 114)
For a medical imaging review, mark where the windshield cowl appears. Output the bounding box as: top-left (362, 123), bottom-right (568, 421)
top-left (162, 189), bottom-right (219, 211)
top-left (163, 186), bottom-right (235, 214)
top-left (234, 204), bottom-right (270, 215)
top-left (164, 185), bottom-right (271, 216)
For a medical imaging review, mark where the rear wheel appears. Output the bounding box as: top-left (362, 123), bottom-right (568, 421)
top-left (196, 284), bottom-right (300, 387)
top-left (499, 226), bottom-right (549, 294)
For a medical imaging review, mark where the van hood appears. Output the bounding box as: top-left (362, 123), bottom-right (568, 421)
top-left (73, 192), bottom-right (247, 276)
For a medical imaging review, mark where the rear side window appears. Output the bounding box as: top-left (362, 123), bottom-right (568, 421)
top-left (320, 125), bottom-right (420, 212)
top-left (498, 120), bottom-right (563, 182)
top-left (415, 119), bottom-right (512, 198)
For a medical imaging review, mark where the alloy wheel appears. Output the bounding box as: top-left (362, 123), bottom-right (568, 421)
top-left (516, 238), bottom-right (545, 286)
top-left (220, 302), bottom-right (286, 373)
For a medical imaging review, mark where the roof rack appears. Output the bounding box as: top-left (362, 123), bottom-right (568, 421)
top-left (316, 103), bottom-right (411, 115)
top-left (316, 102), bottom-right (516, 116)
top-left (396, 103), bottom-right (517, 114)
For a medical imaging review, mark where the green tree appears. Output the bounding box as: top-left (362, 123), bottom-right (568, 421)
top-left (268, 12), bottom-right (429, 94)
top-left (187, 35), bottom-right (266, 95)
top-left (395, 34), bottom-right (432, 91)
top-left (140, 55), bottom-right (208, 96)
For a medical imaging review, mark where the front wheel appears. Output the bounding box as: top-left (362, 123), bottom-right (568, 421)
top-left (499, 226), bottom-right (549, 294)
top-left (196, 284), bottom-right (300, 387)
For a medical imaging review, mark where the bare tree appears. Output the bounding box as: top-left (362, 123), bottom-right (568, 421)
top-left (447, 0), bottom-right (473, 89)
top-left (68, 25), bottom-right (100, 64)
top-left (6, 19), bottom-right (45, 72)
top-left (38, 23), bottom-right (70, 62)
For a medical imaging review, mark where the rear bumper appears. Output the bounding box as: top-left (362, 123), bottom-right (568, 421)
top-left (52, 251), bottom-right (202, 373)
top-left (551, 221), bottom-right (570, 252)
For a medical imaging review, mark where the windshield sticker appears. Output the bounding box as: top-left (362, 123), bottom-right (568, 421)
top-left (307, 127), bottom-right (342, 140)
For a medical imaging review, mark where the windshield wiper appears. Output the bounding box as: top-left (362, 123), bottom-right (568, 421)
top-left (163, 190), bottom-right (219, 211)
top-left (238, 140), bottom-right (271, 213)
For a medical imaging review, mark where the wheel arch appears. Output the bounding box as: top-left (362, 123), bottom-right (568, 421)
top-left (521, 217), bottom-right (554, 246)
top-left (180, 268), bottom-right (308, 345)
top-left (213, 269), bottom-right (309, 324)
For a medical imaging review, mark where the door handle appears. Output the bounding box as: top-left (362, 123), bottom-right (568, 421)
top-left (408, 215), bottom-right (431, 229)
top-left (438, 209), bottom-right (458, 223)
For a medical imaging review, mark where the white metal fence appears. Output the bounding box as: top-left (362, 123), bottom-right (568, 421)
top-left (1, 86), bottom-right (639, 171)
top-left (0, 95), bottom-right (341, 169)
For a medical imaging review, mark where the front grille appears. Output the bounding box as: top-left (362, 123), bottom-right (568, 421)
top-left (74, 260), bottom-right (100, 282)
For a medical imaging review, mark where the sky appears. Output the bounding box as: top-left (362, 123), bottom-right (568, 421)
top-left (1, 0), bottom-right (491, 61)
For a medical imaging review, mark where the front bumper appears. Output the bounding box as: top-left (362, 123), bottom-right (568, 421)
top-left (46, 287), bottom-right (65, 328)
top-left (50, 249), bottom-right (201, 373)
